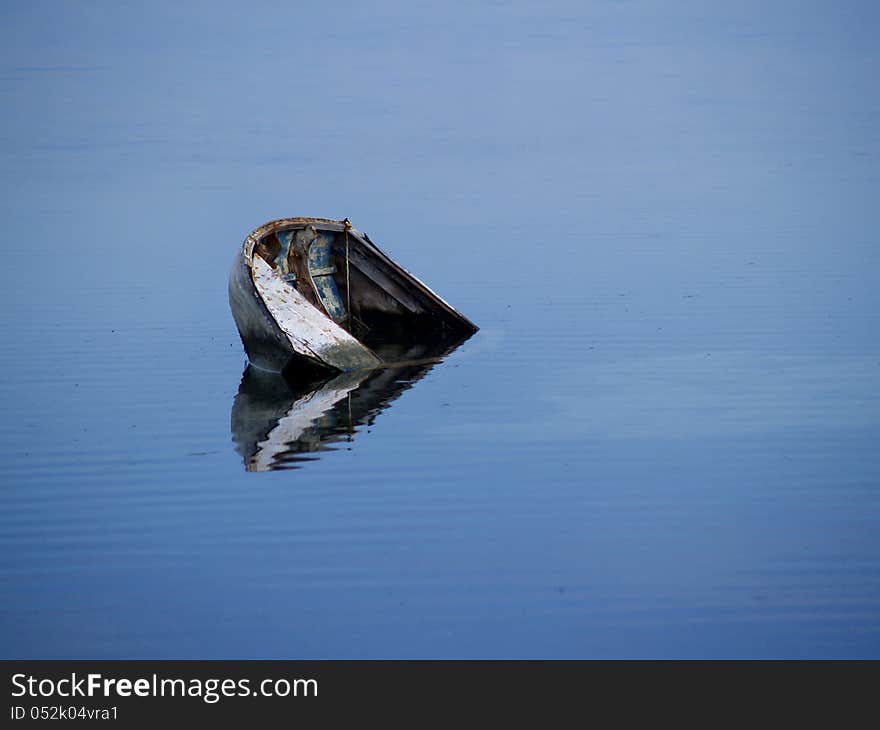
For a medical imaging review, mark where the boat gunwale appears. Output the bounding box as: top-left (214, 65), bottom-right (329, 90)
top-left (242, 217), bottom-right (350, 264)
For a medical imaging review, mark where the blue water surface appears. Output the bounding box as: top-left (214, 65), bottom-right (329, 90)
top-left (1, 0), bottom-right (878, 658)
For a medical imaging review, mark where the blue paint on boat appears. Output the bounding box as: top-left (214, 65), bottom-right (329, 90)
top-left (274, 230), bottom-right (298, 283)
top-left (308, 232), bottom-right (347, 323)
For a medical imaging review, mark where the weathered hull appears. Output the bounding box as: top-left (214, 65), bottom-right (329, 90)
top-left (229, 217), bottom-right (477, 375)
top-left (229, 249), bottom-right (303, 373)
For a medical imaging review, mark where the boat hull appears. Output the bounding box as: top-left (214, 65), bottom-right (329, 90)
top-left (229, 217), bottom-right (477, 375)
top-left (228, 249), bottom-right (304, 373)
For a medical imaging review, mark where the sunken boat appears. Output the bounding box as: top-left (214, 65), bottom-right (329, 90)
top-left (229, 217), bottom-right (477, 377)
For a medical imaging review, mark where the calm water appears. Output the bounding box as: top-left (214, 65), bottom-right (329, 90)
top-left (2, 1), bottom-right (879, 658)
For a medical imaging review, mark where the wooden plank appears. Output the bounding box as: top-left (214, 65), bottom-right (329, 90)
top-left (347, 229), bottom-right (478, 331)
top-left (252, 255), bottom-right (380, 371)
top-left (346, 245), bottom-right (425, 314)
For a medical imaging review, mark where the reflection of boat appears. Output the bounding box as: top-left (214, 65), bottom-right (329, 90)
top-left (231, 337), bottom-right (470, 472)
top-left (228, 217), bottom-right (477, 376)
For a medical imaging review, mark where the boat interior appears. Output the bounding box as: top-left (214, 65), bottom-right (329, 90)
top-left (251, 224), bottom-right (475, 360)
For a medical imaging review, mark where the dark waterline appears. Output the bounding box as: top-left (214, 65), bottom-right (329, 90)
top-left (1, 1), bottom-right (879, 658)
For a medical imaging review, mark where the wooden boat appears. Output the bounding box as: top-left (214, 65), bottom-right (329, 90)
top-left (229, 217), bottom-right (477, 376)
